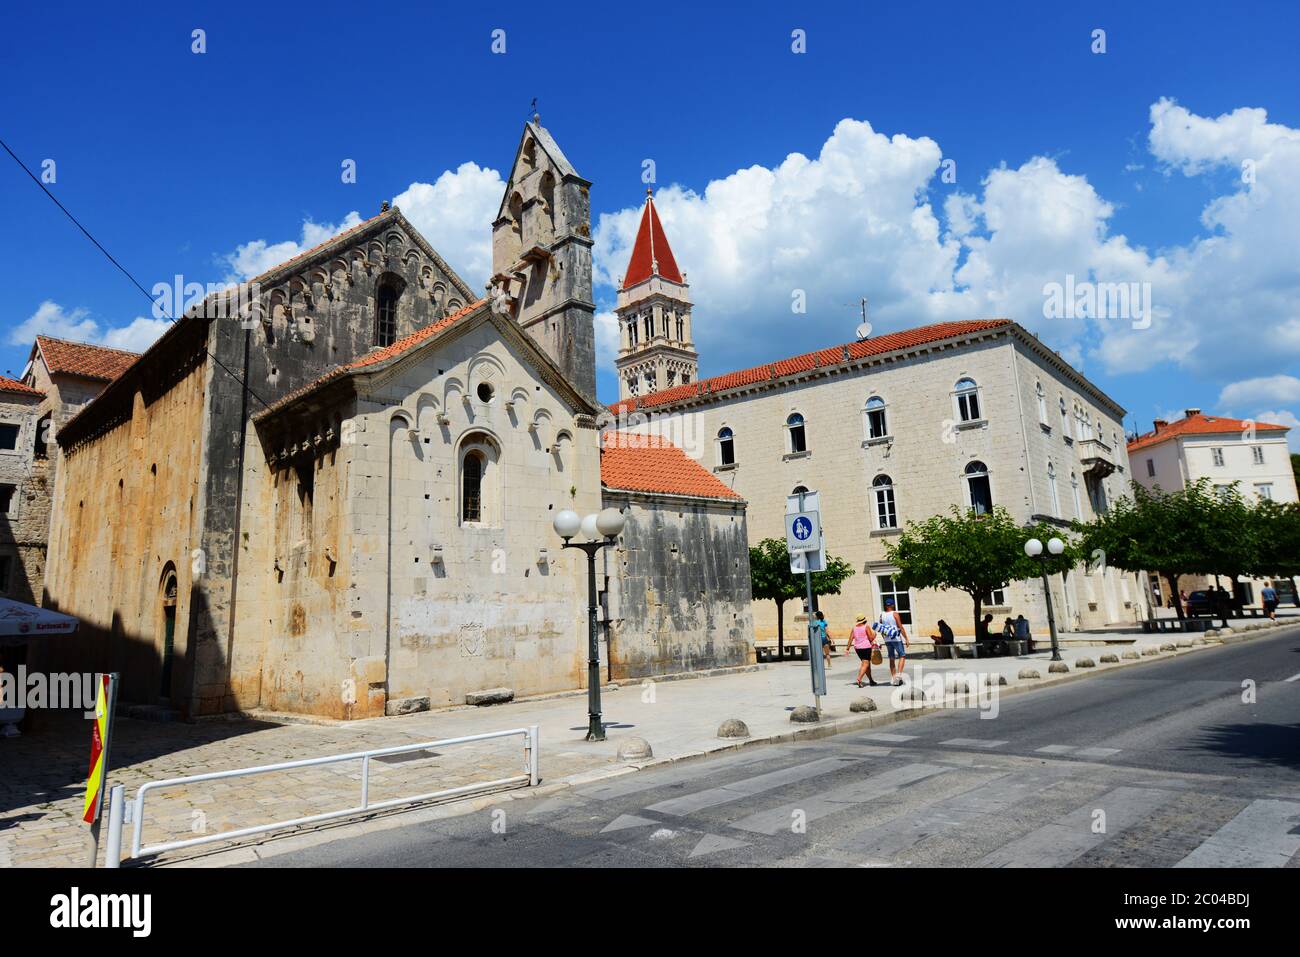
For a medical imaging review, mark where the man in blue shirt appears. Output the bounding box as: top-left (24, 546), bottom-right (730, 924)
top-left (1261, 581), bottom-right (1279, 620)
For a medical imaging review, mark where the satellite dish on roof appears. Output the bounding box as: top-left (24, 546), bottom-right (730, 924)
top-left (854, 296), bottom-right (871, 340)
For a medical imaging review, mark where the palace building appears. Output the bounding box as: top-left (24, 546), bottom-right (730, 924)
top-left (608, 211), bottom-right (1151, 644)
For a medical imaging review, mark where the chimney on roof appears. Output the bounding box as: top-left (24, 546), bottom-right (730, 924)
top-left (1153, 418), bottom-right (1169, 433)
top-left (1183, 407), bottom-right (1201, 419)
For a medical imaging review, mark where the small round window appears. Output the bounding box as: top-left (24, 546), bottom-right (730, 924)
top-left (476, 383), bottom-right (495, 403)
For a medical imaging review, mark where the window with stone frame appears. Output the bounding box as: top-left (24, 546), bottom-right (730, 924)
top-left (0, 423), bottom-right (18, 451)
top-left (34, 413), bottom-right (51, 459)
top-left (954, 378), bottom-right (981, 422)
top-left (0, 484), bottom-right (14, 517)
top-left (865, 396), bottom-right (888, 440)
top-left (965, 460), bottom-right (992, 514)
top-left (462, 451), bottom-right (484, 523)
top-left (873, 474), bottom-right (898, 528)
top-left (374, 273), bottom-right (404, 348)
top-left (786, 413), bottom-right (807, 454)
top-left (717, 427), bottom-right (735, 467)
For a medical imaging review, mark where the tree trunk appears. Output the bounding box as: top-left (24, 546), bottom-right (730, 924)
top-left (776, 599), bottom-right (785, 662)
top-left (972, 593), bottom-right (983, 650)
top-left (1164, 572), bottom-right (1183, 618)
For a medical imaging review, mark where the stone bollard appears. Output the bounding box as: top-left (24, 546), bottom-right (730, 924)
top-left (790, 705), bottom-right (820, 724)
top-left (1160, 643), bottom-right (1177, 652)
top-left (1018, 668), bottom-right (1041, 680)
top-left (1176, 639), bottom-right (1193, 649)
top-left (945, 677), bottom-right (970, 694)
top-left (616, 737), bottom-right (653, 761)
top-left (1075, 657), bottom-right (1096, 668)
top-left (1048, 661), bottom-right (1070, 674)
top-left (717, 718), bottom-right (750, 739)
top-left (984, 674), bottom-right (1008, 686)
top-left (849, 698), bottom-right (878, 713)
top-left (1122, 649), bottom-right (1140, 659)
top-left (1100, 653), bottom-right (1119, 663)
top-left (1141, 646), bottom-right (1160, 656)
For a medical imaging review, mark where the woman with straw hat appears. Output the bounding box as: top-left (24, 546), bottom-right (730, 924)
top-left (845, 613), bottom-right (879, 688)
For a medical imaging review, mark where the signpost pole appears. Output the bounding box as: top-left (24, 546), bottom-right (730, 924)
top-left (797, 490), bottom-right (827, 712)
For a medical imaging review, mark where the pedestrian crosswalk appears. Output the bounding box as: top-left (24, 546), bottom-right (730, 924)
top-left (571, 744), bottom-right (1298, 868)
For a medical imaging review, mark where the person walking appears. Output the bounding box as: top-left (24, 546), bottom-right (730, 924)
top-left (846, 614), bottom-right (879, 688)
top-left (814, 610), bottom-right (834, 669)
top-left (876, 599), bottom-right (910, 686)
top-left (1261, 581), bottom-right (1279, 621)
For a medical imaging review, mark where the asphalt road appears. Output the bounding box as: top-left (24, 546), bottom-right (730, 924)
top-left (245, 628), bottom-right (1300, 867)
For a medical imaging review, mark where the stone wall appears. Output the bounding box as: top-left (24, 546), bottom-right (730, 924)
top-left (0, 392), bottom-right (47, 605)
top-left (602, 490), bottom-right (754, 678)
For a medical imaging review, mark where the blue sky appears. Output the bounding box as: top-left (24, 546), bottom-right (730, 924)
top-left (3, 1), bottom-right (1299, 442)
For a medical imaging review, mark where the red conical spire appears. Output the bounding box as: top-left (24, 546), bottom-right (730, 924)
top-left (621, 190), bottom-right (684, 289)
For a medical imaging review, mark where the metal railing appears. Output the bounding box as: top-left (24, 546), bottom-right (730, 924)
top-left (111, 724), bottom-right (539, 865)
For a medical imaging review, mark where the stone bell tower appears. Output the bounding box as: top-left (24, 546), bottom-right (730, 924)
top-left (614, 190), bottom-right (697, 401)
top-left (490, 117), bottom-right (597, 399)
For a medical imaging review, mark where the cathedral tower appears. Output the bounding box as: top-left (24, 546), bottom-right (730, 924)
top-left (490, 118), bottom-right (597, 399)
top-left (614, 191), bottom-right (697, 400)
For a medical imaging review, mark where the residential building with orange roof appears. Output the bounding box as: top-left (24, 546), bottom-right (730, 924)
top-left (0, 338), bottom-right (141, 608)
top-left (1129, 407), bottom-right (1297, 608)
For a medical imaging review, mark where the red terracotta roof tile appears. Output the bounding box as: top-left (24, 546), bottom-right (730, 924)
top-left (1127, 413), bottom-right (1288, 453)
top-left (35, 336), bottom-right (140, 381)
top-left (608, 319), bottom-right (1010, 416)
top-left (600, 432), bottom-right (742, 501)
top-left (0, 375), bottom-right (44, 398)
top-left (621, 193), bottom-right (684, 289)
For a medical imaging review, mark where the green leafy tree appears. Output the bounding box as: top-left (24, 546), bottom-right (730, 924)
top-left (884, 506), bottom-right (1056, 641)
top-left (1247, 498), bottom-right (1300, 597)
top-left (748, 538), bottom-right (854, 660)
top-left (1291, 453), bottom-right (1300, 492)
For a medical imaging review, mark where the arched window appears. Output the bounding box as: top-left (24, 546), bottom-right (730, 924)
top-left (1036, 382), bottom-right (1048, 425)
top-left (717, 427), bottom-right (735, 467)
top-left (628, 319), bottom-right (638, 348)
top-left (955, 378), bottom-right (981, 422)
top-left (1047, 461), bottom-right (1061, 516)
top-left (1071, 471), bottom-right (1082, 518)
top-left (791, 485), bottom-right (809, 496)
top-left (374, 273), bottom-right (404, 347)
top-left (865, 396), bottom-right (888, 440)
top-left (643, 314), bottom-right (653, 340)
top-left (965, 460), bottom-right (993, 515)
top-left (676, 317), bottom-right (684, 340)
top-left (34, 413), bottom-right (51, 460)
top-left (873, 474), bottom-right (897, 529)
top-left (462, 450), bottom-right (484, 524)
top-left (786, 413), bottom-right (807, 454)
top-left (1060, 396), bottom-right (1071, 438)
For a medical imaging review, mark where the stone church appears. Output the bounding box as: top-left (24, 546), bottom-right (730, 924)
top-left (39, 120), bottom-right (754, 720)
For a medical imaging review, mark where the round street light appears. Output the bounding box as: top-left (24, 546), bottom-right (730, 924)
top-left (595, 507), bottom-right (626, 538)
top-left (552, 506), bottom-right (625, 742)
top-left (552, 509), bottom-right (581, 540)
top-left (1024, 535), bottom-right (1063, 662)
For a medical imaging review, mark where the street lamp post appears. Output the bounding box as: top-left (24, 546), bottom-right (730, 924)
top-left (1024, 536), bottom-right (1065, 662)
top-left (553, 507), bottom-right (626, 742)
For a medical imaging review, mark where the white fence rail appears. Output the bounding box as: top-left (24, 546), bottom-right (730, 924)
top-left (109, 725), bottom-right (539, 866)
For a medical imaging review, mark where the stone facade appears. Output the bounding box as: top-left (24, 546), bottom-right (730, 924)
top-left (490, 120), bottom-right (597, 401)
top-left (0, 384), bottom-right (48, 606)
top-left (602, 489), bottom-right (753, 679)
top-left (41, 120), bottom-right (755, 719)
top-left (611, 323), bottom-right (1149, 642)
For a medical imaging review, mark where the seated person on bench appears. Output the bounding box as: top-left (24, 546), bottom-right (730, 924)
top-left (929, 619), bottom-right (955, 646)
top-left (1013, 614), bottom-right (1034, 653)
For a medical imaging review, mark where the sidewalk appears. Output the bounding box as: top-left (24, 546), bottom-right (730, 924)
top-left (0, 619), bottom-right (1290, 867)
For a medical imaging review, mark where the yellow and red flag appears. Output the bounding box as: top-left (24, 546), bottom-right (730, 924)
top-left (82, 675), bottom-right (110, 824)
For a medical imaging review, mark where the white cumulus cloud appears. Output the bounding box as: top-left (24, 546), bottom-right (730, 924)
top-left (8, 300), bottom-right (168, 354)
